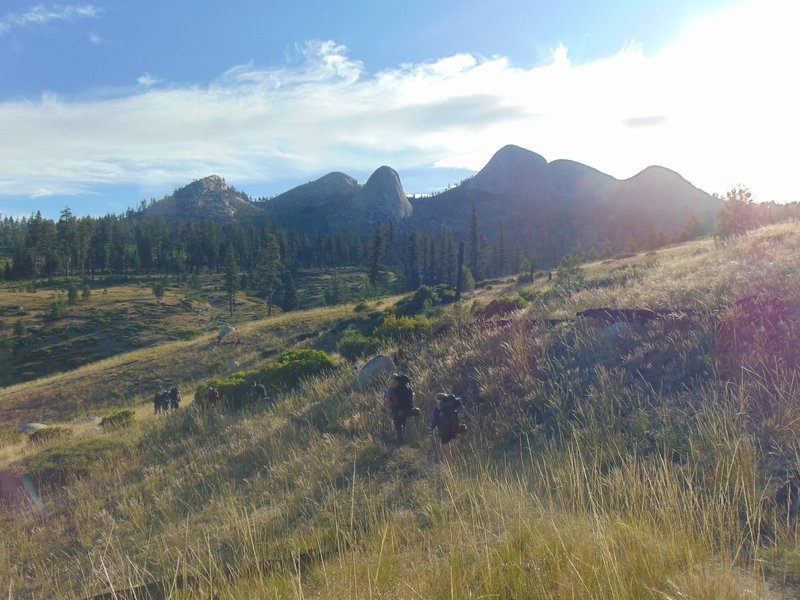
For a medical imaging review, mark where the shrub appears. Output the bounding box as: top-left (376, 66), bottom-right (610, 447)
top-left (337, 330), bottom-right (381, 360)
top-left (28, 426), bottom-right (72, 445)
top-left (262, 349), bottom-right (336, 390)
top-left (48, 300), bottom-right (67, 320)
top-left (67, 283), bottom-right (79, 305)
top-left (100, 409), bottom-right (136, 429)
top-left (476, 296), bottom-right (529, 319)
top-left (195, 349), bottom-right (338, 409)
top-left (353, 300), bottom-right (369, 312)
top-left (13, 320), bottom-right (27, 338)
top-left (372, 314), bottom-right (432, 341)
top-left (394, 284), bottom-right (456, 316)
top-left (518, 289), bottom-right (543, 303)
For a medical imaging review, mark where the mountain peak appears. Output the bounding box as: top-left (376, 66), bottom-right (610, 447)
top-left (143, 174), bottom-right (264, 222)
top-left (466, 145), bottom-right (551, 196)
top-left (349, 165), bottom-right (412, 222)
top-left (180, 175), bottom-right (228, 194)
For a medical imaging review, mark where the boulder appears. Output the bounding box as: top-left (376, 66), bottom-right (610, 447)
top-left (218, 325), bottom-right (237, 343)
top-left (19, 423), bottom-right (48, 434)
top-left (228, 360), bottom-right (240, 369)
top-left (599, 321), bottom-right (636, 340)
top-left (356, 355), bottom-right (396, 387)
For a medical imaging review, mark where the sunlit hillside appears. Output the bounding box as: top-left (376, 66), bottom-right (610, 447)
top-left (3, 224), bottom-right (800, 599)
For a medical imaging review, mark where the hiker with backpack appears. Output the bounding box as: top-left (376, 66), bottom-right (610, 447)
top-left (251, 380), bottom-right (268, 402)
top-left (383, 373), bottom-right (420, 443)
top-left (153, 390), bottom-right (169, 415)
top-left (206, 386), bottom-right (220, 408)
top-left (431, 393), bottom-right (467, 459)
top-left (168, 387), bottom-right (181, 410)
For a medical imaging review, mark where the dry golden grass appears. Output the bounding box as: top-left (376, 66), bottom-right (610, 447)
top-left (0, 300), bottom-right (368, 426)
top-left (3, 225), bottom-right (800, 599)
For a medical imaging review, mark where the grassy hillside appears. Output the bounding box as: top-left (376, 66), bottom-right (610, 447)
top-left (0, 268), bottom-right (374, 388)
top-left (3, 224), bottom-right (800, 599)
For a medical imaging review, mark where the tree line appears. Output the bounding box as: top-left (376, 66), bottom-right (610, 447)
top-left (0, 206), bottom-right (546, 292)
top-left (2, 188), bottom-right (796, 299)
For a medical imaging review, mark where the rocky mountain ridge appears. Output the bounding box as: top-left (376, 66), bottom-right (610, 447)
top-left (141, 145), bottom-right (721, 257)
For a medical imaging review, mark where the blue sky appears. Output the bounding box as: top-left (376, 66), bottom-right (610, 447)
top-left (1, 0), bottom-right (797, 218)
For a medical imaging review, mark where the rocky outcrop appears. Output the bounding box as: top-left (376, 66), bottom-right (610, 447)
top-left (464, 145), bottom-right (555, 199)
top-left (138, 146), bottom-right (720, 256)
top-left (142, 175), bottom-right (266, 223)
top-left (356, 355), bottom-right (396, 387)
top-left (348, 166), bottom-right (413, 223)
top-left (265, 172), bottom-right (360, 209)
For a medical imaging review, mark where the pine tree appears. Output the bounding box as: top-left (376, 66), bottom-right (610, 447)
top-left (455, 241), bottom-right (465, 301)
top-left (280, 271), bottom-right (298, 312)
top-left (469, 200), bottom-right (480, 278)
top-left (223, 246), bottom-right (239, 317)
top-left (367, 223), bottom-right (385, 288)
top-left (405, 230), bottom-right (421, 290)
top-left (257, 233), bottom-right (283, 316)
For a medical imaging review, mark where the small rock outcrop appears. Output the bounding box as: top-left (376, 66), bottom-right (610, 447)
top-left (356, 355), bottom-right (396, 387)
top-left (20, 423), bottom-right (48, 434)
top-left (143, 175), bottom-right (266, 223)
top-left (348, 166), bottom-right (413, 224)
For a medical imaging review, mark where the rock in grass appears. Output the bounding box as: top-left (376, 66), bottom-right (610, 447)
top-left (356, 355), bottom-right (396, 387)
top-left (19, 423), bottom-right (48, 434)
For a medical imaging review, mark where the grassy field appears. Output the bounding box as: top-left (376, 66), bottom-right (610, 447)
top-left (2, 226), bottom-right (800, 598)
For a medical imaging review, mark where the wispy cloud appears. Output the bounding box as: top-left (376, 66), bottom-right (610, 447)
top-left (0, 0), bottom-right (797, 206)
top-left (0, 4), bottom-right (102, 34)
top-left (137, 73), bottom-right (161, 88)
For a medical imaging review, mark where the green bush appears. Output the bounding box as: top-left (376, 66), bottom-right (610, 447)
top-left (195, 349), bottom-right (338, 409)
top-left (100, 409), bottom-right (136, 429)
top-left (475, 296), bottom-right (529, 319)
top-left (337, 330), bottom-right (381, 360)
top-left (28, 426), bottom-right (72, 445)
top-left (353, 300), bottom-right (369, 312)
top-left (372, 313), bottom-right (432, 341)
top-left (24, 438), bottom-right (130, 487)
top-left (394, 284), bottom-right (456, 316)
top-left (518, 289), bottom-right (543, 303)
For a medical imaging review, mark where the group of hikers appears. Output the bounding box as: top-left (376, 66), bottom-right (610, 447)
top-left (153, 380), bottom-right (268, 414)
top-left (152, 387), bottom-right (182, 414)
top-left (153, 372), bottom-right (465, 457)
top-left (383, 373), bottom-right (467, 457)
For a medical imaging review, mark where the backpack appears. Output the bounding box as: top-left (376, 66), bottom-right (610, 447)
top-left (436, 397), bottom-right (466, 441)
top-left (395, 383), bottom-right (414, 411)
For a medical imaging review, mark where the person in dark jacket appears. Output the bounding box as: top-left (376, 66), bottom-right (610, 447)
top-left (168, 387), bottom-right (181, 410)
top-left (153, 390), bottom-right (168, 415)
top-left (431, 393), bottom-right (467, 459)
top-left (383, 373), bottom-right (419, 443)
top-left (251, 380), bottom-right (268, 401)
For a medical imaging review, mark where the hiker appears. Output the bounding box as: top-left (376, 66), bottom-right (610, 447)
top-left (251, 380), bottom-right (268, 401)
top-left (153, 390), bottom-right (168, 415)
top-left (384, 373), bottom-right (420, 443)
top-left (168, 387), bottom-right (181, 410)
top-left (206, 386), bottom-right (220, 408)
top-left (431, 393), bottom-right (467, 459)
